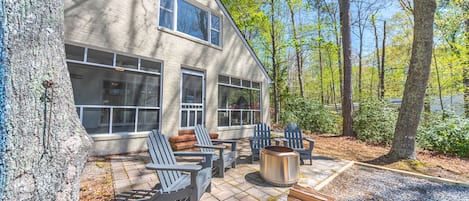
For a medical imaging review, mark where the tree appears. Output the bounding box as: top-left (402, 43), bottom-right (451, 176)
top-left (286, 0), bottom-right (305, 97)
top-left (388, 0), bottom-right (436, 160)
top-left (0, 1), bottom-right (92, 200)
top-left (340, 0), bottom-right (354, 136)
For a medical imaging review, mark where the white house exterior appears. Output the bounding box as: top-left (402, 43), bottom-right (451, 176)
top-left (64, 0), bottom-right (271, 155)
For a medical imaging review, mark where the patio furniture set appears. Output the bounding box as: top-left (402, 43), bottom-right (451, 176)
top-left (115, 123), bottom-right (315, 201)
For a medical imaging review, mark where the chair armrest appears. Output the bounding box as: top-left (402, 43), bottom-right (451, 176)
top-left (211, 139), bottom-right (238, 144)
top-left (211, 139), bottom-right (238, 151)
top-left (304, 138), bottom-right (315, 143)
top-left (173, 152), bottom-right (215, 157)
top-left (194, 144), bottom-right (225, 150)
top-left (304, 138), bottom-right (315, 150)
top-left (146, 163), bottom-right (201, 172)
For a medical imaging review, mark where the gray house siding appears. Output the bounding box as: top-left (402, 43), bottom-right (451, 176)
top-left (64, 0), bottom-right (270, 155)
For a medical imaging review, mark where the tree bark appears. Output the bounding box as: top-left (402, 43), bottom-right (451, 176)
top-left (388, 0), bottom-right (436, 160)
top-left (433, 49), bottom-right (444, 116)
top-left (318, 4), bottom-right (324, 104)
top-left (270, 0), bottom-right (280, 123)
top-left (464, 2), bottom-right (469, 118)
top-left (340, 0), bottom-right (354, 136)
top-left (372, 16), bottom-right (381, 99)
top-left (0, 0), bottom-right (93, 200)
top-left (380, 21), bottom-right (387, 100)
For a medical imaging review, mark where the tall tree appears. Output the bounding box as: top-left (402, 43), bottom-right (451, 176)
top-left (464, 1), bottom-right (469, 118)
top-left (316, 0), bottom-right (325, 104)
top-left (388, 0), bottom-right (436, 160)
top-left (0, 0), bottom-right (92, 200)
top-left (324, 1), bottom-right (343, 100)
top-left (270, 0), bottom-right (280, 123)
top-left (371, 14), bottom-right (381, 98)
top-left (286, 0), bottom-right (305, 97)
top-left (380, 20), bottom-right (387, 99)
top-left (340, 0), bottom-right (354, 136)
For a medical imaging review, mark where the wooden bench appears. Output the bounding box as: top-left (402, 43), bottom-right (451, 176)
top-left (288, 184), bottom-right (334, 201)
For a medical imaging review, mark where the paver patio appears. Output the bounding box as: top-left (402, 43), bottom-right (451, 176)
top-left (109, 138), bottom-right (352, 201)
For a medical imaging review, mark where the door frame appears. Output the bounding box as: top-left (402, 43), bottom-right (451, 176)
top-left (179, 68), bottom-right (205, 129)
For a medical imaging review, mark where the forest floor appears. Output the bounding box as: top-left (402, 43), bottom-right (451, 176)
top-left (307, 133), bottom-right (469, 182)
top-left (79, 134), bottom-right (469, 200)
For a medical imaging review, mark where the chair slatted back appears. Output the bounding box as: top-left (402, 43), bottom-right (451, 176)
top-left (253, 123), bottom-right (271, 149)
top-left (284, 123), bottom-right (304, 149)
top-left (194, 125), bottom-right (213, 153)
top-left (147, 130), bottom-right (182, 192)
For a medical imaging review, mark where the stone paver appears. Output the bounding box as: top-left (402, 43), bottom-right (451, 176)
top-left (109, 138), bottom-right (351, 200)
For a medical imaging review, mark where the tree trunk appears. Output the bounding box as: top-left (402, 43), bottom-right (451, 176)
top-left (318, 4), bottom-right (324, 104)
top-left (372, 16), bottom-right (381, 99)
top-left (287, 0), bottom-right (304, 98)
top-left (388, 0), bottom-right (436, 160)
top-left (270, 0), bottom-right (280, 123)
top-left (358, 10), bottom-right (363, 101)
top-left (380, 21), bottom-right (387, 100)
top-left (340, 0), bottom-right (354, 136)
top-left (0, 1), bottom-right (93, 200)
top-left (464, 2), bottom-right (469, 118)
top-left (328, 49), bottom-right (338, 111)
top-left (433, 49), bottom-right (444, 116)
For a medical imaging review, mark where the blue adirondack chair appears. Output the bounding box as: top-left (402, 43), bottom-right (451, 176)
top-left (194, 125), bottom-right (238, 178)
top-left (115, 130), bottom-right (213, 201)
top-left (248, 123), bottom-right (271, 163)
top-left (283, 123), bottom-right (315, 165)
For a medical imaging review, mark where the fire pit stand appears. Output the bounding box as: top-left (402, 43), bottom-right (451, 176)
top-left (259, 146), bottom-right (300, 186)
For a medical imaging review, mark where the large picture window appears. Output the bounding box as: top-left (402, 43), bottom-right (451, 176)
top-left (159, 0), bottom-right (221, 46)
top-left (218, 75), bottom-right (261, 127)
top-left (66, 44), bottom-right (162, 135)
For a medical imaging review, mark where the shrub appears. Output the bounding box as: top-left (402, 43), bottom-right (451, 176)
top-left (353, 99), bottom-right (398, 146)
top-left (280, 96), bottom-right (339, 134)
top-left (417, 114), bottom-right (469, 158)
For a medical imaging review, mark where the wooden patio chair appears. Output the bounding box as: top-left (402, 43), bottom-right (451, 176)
top-left (115, 130), bottom-right (213, 201)
top-left (194, 124), bottom-right (238, 178)
top-left (248, 123), bottom-right (271, 163)
top-left (282, 123), bottom-right (315, 165)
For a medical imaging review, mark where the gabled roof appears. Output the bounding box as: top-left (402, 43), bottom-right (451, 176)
top-left (215, 0), bottom-right (272, 84)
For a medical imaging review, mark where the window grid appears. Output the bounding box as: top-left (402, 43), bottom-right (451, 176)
top-left (217, 75), bottom-right (262, 127)
top-left (159, 0), bottom-right (221, 46)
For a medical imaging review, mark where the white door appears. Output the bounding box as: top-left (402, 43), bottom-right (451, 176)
top-left (180, 69), bottom-right (205, 129)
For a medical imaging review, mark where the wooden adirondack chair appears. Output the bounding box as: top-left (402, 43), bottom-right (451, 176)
top-left (115, 130), bottom-right (213, 201)
top-left (248, 123), bottom-right (271, 163)
top-left (194, 125), bottom-right (237, 178)
top-left (283, 123), bottom-right (315, 165)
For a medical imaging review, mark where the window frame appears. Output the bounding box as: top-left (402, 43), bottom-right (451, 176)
top-left (217, 75), bottom-right (262, 128)
top-left (158, 0), bottom-right (222, 47)
top-left (65, 43), bottom-right (163, 135)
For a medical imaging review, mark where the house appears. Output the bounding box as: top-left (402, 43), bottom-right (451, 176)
top-left (64, 0), bottom-right (271, 155)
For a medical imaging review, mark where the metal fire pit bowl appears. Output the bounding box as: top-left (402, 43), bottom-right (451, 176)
top-left (260, 146), bottom-right (300, 186)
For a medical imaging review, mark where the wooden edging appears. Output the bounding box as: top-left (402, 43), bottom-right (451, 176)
top-left (314, 161), bottom-right (355, 191)
top-left (354, 161), bottom-right (469, 188)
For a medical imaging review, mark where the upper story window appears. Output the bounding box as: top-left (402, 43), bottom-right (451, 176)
top-left (159, 0), bottom-right (222, 46)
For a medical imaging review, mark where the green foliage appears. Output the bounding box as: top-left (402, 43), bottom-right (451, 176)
top-left (353, 99), bottom-right (398, 146)
top-left (417, 113), bottom-right (469, 158)
top-left (280, 96), bottom-right (339, 134)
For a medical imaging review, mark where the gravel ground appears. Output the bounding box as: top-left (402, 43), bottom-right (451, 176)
top-left (320, 165), bottom-right (469, 201)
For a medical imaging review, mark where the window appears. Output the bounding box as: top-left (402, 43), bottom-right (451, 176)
top-left (65, 44), bottom-right (162, 135)
top-left (218, 75), bottom-right (261, 127)
top-left (159, 0), bottom-right (221, 46)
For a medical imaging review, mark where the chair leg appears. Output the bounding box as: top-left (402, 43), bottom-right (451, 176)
top-left (219, 160), bottom-right (225, 178)
top-left (206, 183), bottom-right (211, 193)
top-left (310, 156), bottom-right (312, 165)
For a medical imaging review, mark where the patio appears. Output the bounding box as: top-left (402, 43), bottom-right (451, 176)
top-left (87, 138), bottom-right (352, 201)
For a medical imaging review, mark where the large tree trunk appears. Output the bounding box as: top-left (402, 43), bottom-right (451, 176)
top-left (388, 0), bottom-right (436, 160)
top-left (340, 0), bottom-right (354, 136)
top-left (0, 1), bottom-right (93, 200)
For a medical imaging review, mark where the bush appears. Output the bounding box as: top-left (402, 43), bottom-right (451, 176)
top-left (417, 114), bottom-right (469, 158)
top-left (353, 99), bottom-right (398, 146)
top-left (280, 96), bottom-right (339, 134)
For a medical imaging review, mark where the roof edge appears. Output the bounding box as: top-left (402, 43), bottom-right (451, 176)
top-left (215, 0), bottom-right (272, 84)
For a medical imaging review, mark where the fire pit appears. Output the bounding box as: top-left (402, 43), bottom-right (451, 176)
top-left (260, 146), bottom-right (300, 186)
